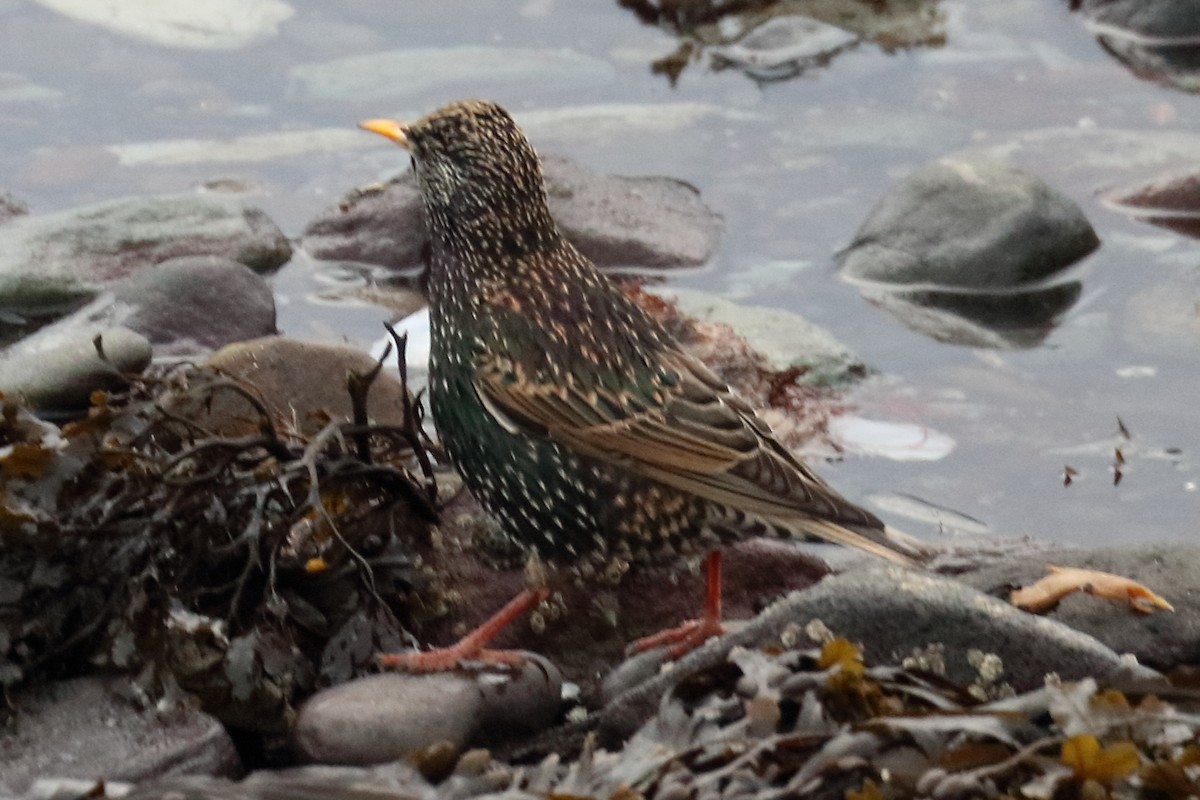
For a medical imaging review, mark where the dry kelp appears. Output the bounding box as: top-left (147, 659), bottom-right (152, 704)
top-left (66, 639), bottom-right (1200, 799)
top-left (0, 336), bottom-right (440, 732)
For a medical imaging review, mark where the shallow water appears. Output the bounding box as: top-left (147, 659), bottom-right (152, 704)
top-left (1, 0), bottom-right (1196, 547)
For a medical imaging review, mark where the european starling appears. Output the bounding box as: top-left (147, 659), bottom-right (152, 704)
top-left (361, 100), bottom-right (925, 665)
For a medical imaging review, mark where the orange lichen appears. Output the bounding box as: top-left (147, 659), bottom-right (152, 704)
top-left (1060, 734), bottom-right (1140, 784)
top-left (1010, 565), bottom-right (1173, 614)
top-left (845, 778), bottom-right (883, 800)
top-left (0, 442), bottom-right (56, 478)
top-left (820, 637), bottom-right (865, 676)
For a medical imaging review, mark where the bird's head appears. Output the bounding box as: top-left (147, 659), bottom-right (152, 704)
top-left (360, 100), bottom-right (555, 250)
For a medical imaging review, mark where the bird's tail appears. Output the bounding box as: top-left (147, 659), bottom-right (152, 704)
top-left (772, 517), bottom-right (932, 566)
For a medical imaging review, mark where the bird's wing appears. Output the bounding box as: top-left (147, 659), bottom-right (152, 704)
top-left (473, 348), bottom-right (913, 562)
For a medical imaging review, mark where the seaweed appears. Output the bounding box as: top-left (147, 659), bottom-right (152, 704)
top-left (0, 333), bottom-right (441, 732)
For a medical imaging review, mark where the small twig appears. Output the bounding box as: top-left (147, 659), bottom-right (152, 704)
top-left (298, 420), bottom-right (381, 600)
top-left (158, 435), bottom-right (280, 484)
top-left (347, 346), bottom-right (389, 464)
top-left (225, 485), bottom-right (271, 624)
top-left (383, 323), bottom-right (438, 504)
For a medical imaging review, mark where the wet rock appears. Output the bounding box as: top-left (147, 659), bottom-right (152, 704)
top-left (302, 154), bottom-right (723, 272)
top-left (287, 46), bottom-right (614, 105)
top-left (0, 190), bottom-right (28, 223)
top-left (656, 287), bottom-right (866, 386)
top-left (0, 326), bottom-right (151, 414)
top-left (0, 676), bottom-right (240, 796)
top-left (304, 177), bottom-right (425, 272)
top-left (31, 0), bottom-right (294, 50)
top-left (109, 255), bottom-right (276, 354)
top-left (1092, 34), bottom-right (1200, 95)
top-left (1080, 0), bottom-right (1200, 92)
top-left (542, 156), bottom-right (723, 269)
top-left (0, 193), bottom-right (291, 316)
top-left (839, 157), bottom-right (1097, 348)
top-left (956, 543), bottom-right (1200, 671)
top-left (294, 656), bottom-right (561, 764)
top-left (594, 564), bottom-right (1159, 744)
top-left (741, 565), bottom-right (1151, 690)
top-left (294, 673), bottom-right (478, 764)
top-left (473, 656), bottom-right (563, 744)
top-left (1080, 0), bottom-right (1200, 94)
top-left (840, 157), bottom-right (1099, 288)
top-left (4, 255), bottom-right (276, 359)
top-left (196, 337), bottom-right (412, 437)
top-left (782, 566), bottom-right (1155, 690)
top-left (1100, 166), bottom-right (1200, 237)
top-left (1081, 0), bottom-right (1200, 36)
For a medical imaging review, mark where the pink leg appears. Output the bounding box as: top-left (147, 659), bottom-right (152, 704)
top-left (629, 550), bottom-right (726, 659)
top-left (378, 588), bottom-right (548, 672)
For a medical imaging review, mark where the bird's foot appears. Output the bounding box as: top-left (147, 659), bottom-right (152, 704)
top-left (377, 587), bottom-right (548, 672)
top-left (628, 615), bottom-right (726, 660)
top-left (627, 549), bottom-right (726, 660)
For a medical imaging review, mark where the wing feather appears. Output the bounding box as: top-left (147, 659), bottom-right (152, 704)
top-left (473, 349), bottom-right (914, 561)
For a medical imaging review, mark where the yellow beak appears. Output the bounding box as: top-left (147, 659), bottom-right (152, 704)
top-left (358, 118), bottom-right (410, 150)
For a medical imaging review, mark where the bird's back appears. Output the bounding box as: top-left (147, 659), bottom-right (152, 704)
top-left (426, 236), bottom-right (920, 565)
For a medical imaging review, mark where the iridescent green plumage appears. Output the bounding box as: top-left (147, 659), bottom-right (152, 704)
top-left (378, 100), bottom-right (923, 566)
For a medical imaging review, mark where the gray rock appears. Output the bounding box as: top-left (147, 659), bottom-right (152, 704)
top-left (111, 255), bottom-right (276, 354)
top-left (302, 155), bottom-right (723, 272)
top-left (1080, 0), bottom-right (1200, 97)
top-left (287, 46), bottom-right (614, 105)
top-left (294, 672), bottom-right (481, 764)
top-left (955, 543), bottom-right (1200, 671)
top-left (593, 565), bottom-right (1159, 744)
top-left (760, 566), bottom-right (1151, 689)
top-left (474, 655), bottom-right (563, 743)
top-left (195, 336), bottom-right (414, 438)
top-left (3, 255), bottom-right (276, 359)
top-left (1081, 0), bottom-right (1200, 39)
top-left (302, 178), bottom-right (425, 271)
top-left (0, 193), bottom-right (291, 315)
top-left (658, 287), bottom-right (867, 385)
top-left (1100, 167), bottom-right (1200, 239)
top-left (543, 155), bottom-right (723, 270)
top-left (294, 655), bottom-right (561, 764)
top-left (0, 327), bottom-right (151, 413)
top-left (0, 676), bottom-right (240, 796)
top-left (839, 157), bottom-right (1099, 288)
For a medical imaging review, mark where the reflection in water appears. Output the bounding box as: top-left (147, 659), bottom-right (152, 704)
top-left (851, 280), bottom-right (1084, 349)
top-left (616, 0), bottom-right (945, 83)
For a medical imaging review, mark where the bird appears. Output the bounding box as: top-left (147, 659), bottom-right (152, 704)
top-left (359, 100), bottom-right (927, 669)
